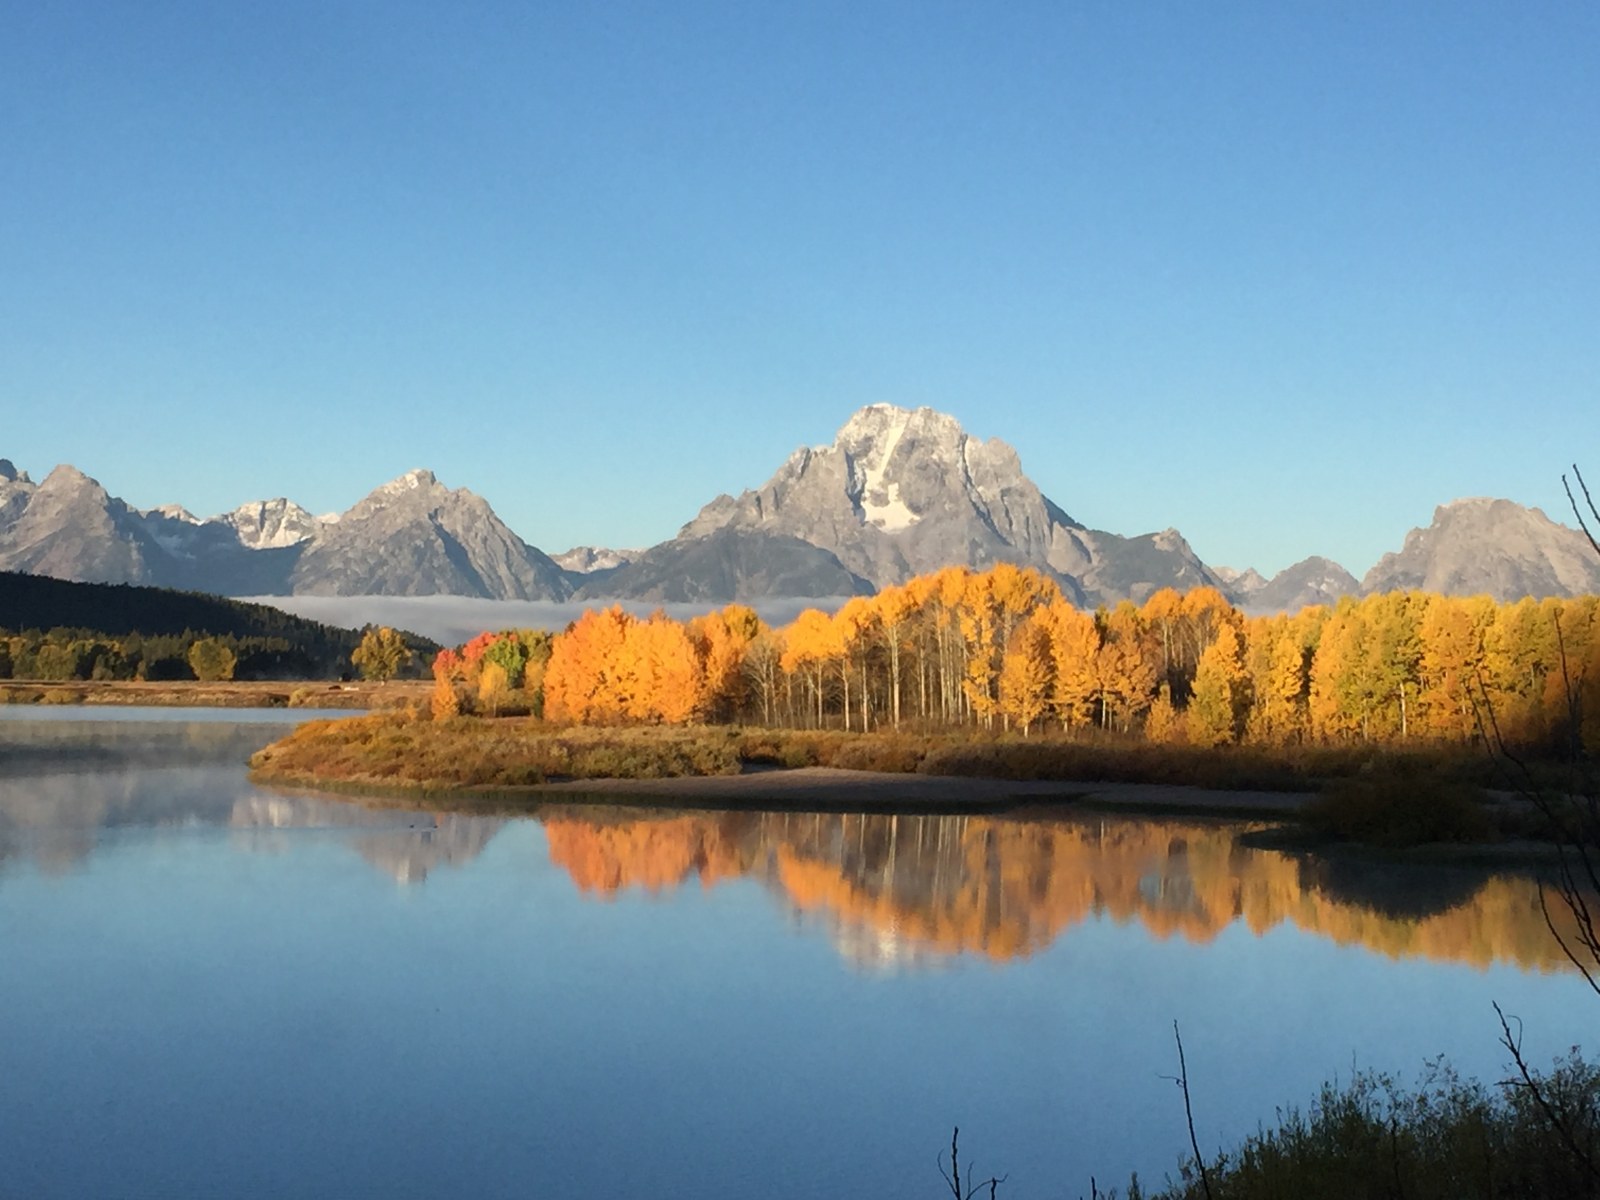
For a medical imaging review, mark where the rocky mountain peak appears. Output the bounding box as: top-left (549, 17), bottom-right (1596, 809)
top-left (553, 546), bottom-right (636, 574)
top-left (0, 459), bottom-right (24, 483)
top-left (222, 498), bottom-right (322, 551)
top-left (289, 468), bottom-right (569, 600)
top-left (663, 404), bottom-right (1216, 605)
top-left (41, 463), bottom-right (100, 491)
top-left (365, 468), bottom-right (442, 504)
top-left (1362, 498), bottom-right (1600, 600)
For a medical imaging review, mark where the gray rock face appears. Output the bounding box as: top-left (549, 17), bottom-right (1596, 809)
top-left (1362, 498), bottom-right (1600, 601)
top-left (552, 546), bottom-right (635, 574)
top-left (1214, 566), bottom-right (1268, 596)
top-left (220, 499), bottom-right (324, 550)
top-left (0, 461), bottom-right (568, 600)
top-left (667, 404), bottom-right (1222, 605)
top-left (0, 465), bottom-right (161, 585)
top-left (575, 528), bottom-right (873, 604)
top-left (0, 462), bottom-right (35, 533)
top-left (288, 469), bottom-right (571, 600)
top-left (1226, 556), bottom-right (1360, 615)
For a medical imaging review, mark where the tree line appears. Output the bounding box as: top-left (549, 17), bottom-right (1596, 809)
top-left (430, 563), bottom-right (1600, 751)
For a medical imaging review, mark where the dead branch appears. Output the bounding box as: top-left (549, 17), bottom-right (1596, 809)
top-left (1566, 465), bottom-right (1600, 557)
top-left (1495, 1001), bottom-right (1600, 1186)
top-left (938, 1127), bottom-right (1007, 1200)
top-left (1172, 1021), bottom-right (1215, 1200)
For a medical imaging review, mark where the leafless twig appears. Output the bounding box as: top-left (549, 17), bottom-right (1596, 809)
top-left (1495, 1001), bottom-right (1600, 1185)
top-left (1169, 1021), bottom-right (1214, 1200)
top-left (938, 1127), bottom-right (1007, 1200)
top-left (1565, 465), bottom-right (1600, 557)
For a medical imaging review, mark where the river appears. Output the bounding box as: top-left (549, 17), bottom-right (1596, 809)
top-left (0, 708), bottom-right (1590, 1198)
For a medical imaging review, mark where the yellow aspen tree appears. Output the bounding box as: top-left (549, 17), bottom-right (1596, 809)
top-left (1097, 604), bottom-right (1157, 732)
top-left (834, 596), bottom-right (878, 732)
top-left (1139, 588), bottom-right (1186, 694)
top-left (959, 570), bottom-right (1004, 727)
top-left (429, 648), bottom-right (463, 721)
top-left (1247, 619), bottom-right (1310, 745)
top-left (1188, 624), bottom-right (1248, 746)
top-left (780, 608), bottom-right (840, 728)
top-left (545, 606), bottom-right (636, 723)
top-left (997, 614), bottom-right (1053, 735)
top-left (691, 605), bottom-right (762, 723)
top-left (478, 661), bottom-right (511, 717)
top-left (1418, 595), bottom-right (1491, 740)
top-left (1144, 683), bottom-right (1186, 744)
top-left (873, 584), bottom-right (919, 728)
top-left (1044, 600), bottom-right (1101, 730)
top-left (625, 614), bottom-right (704, 724)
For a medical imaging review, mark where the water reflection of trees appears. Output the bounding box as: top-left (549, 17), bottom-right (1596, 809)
top-left (540, 810), bottom-right (1582, 973)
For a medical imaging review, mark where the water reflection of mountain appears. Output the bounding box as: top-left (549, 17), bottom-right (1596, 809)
top-left (229, 794), bottom-right (504, 885)
top-left (540, 810), bottom-right (1581, 974)
top-left (0, 765), bottom-right (503, 885)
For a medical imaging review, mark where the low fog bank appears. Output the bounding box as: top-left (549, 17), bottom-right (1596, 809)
top-left (234, 595), bottom-right (855, 646)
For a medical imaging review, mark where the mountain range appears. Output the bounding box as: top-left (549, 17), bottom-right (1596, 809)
top-left (2, 406), bottom-right (1597, 614)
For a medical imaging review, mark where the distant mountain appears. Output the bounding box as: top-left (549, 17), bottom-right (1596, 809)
top-left (1222, 556), bottom-right (1361, 615)
top-left (1213, 566), bottom-right (1268, 596)
top-left (0, 465), bottom-right (164, 586)
top-left (573, 528), bottom-right (873, 604)
top-left (1362, 498), bottom-right (1600, 600)
top-left (666, 404), bottom-right (1222, 605)
top-left (0, 460), bottom-right (35, 531)
top-left (221, 499), bottom-right (324, 550)
top-left (5, 423), bottom-right (1599, 612)
top-left (288, 469), bottom-right (570, 600)
top-left (552, 546), bottom-right (635, 574)
top-left (0, 463), bottom-right (571, 602)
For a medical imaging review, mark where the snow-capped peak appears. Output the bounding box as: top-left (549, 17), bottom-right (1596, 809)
top-left (220, 498), bottom-right (323, 550)
top-left (833, 404), bottom-right (930, 532)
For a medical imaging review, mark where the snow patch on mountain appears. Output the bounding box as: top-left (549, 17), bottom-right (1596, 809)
top-left (848, 405), bottom-right (921, 532)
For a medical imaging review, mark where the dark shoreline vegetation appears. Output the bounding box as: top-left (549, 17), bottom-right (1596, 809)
top-left (0, 571), bottom-right (437, 683)
top-left (1041, 1052), bottom-right (1600, 1199)
top-left (0, 678), bottom-right (432, 709)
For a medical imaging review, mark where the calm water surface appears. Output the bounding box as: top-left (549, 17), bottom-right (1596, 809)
top-left (0, 709), bottom-right (1592, 1199)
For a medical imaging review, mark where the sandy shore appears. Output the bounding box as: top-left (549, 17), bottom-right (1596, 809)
top-left (532, 765), bottom-right (1310, 817)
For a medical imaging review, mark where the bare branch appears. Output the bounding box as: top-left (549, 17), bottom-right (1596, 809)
top-left (1566, 466), bottom-right (1600, 557)
top-left (1495, 1001), bottom-right (1600, 1183)
top-left (1173, 1021), bottom-right (1215, 1200)
top-left (938, 1127), bottom-right (1006, 1200)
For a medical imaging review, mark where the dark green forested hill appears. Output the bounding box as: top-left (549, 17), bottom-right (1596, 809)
top-left (0, 571), bottom-right (437, 681)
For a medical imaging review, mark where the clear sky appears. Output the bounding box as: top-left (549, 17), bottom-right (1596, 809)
top-left (3, 2), bottom-right (1596, 578)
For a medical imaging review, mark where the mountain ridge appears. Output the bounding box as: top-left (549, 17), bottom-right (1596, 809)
top-left (3, 408), bottom-right (1596, 611)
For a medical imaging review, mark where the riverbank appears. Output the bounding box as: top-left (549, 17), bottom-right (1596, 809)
top-left (0, 678), bottom-right (430, 709)
top-left (532, 766), bottom-right (1308, 817)
top-left (243, 712), bottom-right (1596, 862)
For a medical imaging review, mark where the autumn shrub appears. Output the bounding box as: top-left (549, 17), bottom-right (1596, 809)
top-left (1304, 763), bottom-right (1495, 848)
top-left (821, 735), bottom-right (931, 774)
top-left (249, 714), bottom-right (751, 792)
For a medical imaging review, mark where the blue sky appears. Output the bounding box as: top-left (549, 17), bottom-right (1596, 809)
top-left (3, 2), bottom-right (1596, 577)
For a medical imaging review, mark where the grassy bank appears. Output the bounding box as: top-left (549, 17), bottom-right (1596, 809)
top-left (247, 712), bottom-right (1575, 839)
top-left (249, 714), bottom-right (751, 794)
